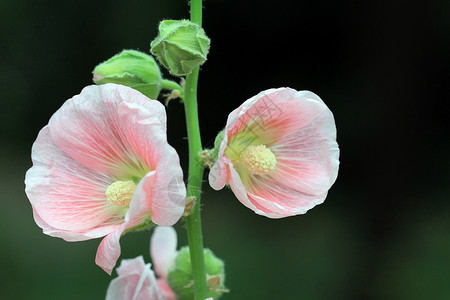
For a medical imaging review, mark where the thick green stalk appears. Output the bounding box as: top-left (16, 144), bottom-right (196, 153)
top-left (184, 0), bottom-right (207, 299)
top-left (190, 0), bottom-right (202, 25)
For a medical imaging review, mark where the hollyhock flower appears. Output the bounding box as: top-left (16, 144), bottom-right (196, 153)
top-left (209, 88), bottom-right (339, 218)
top-left (25, 83), bottom-right (186, 274)
top-left (106, 256), bottom-right (164, 300)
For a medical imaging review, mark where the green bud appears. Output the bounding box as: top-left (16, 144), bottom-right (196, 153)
top-left (92, 49), bottom-right (162, 99)
top-left (167, 247), bottom-right (227, 300)
top-left (150, 20), bottom-right (210, 76)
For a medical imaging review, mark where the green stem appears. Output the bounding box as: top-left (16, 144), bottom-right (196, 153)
top-left (161, 79), bottom-right (184, 93)
top-left (184, 1), bottom-right (207, 299)
top-left (190, 0), bottom-right (203, 25)
top-left (184, 70), bottom-right (207, 298)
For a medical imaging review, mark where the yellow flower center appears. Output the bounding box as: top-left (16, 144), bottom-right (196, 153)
top-left (105, 180), bottom-right (137, 207)
top-left (240, 145), bottom-right (276, 175)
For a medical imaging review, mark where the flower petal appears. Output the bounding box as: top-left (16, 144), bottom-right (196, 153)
top-left (96, 229), bottom-right (125, 275)
top-left (117, 100), bottom-right (186, 226)
top-left (209, 124), bottom-right (231, 190)
top-left (131, 159), bottom-right (185, 227)
top-left (25, 127), bottom-right (122, 232)
top-left (226, 88), bottom-right (331, 143)
top-left (106, 256), bottom-right (164, 300)
top-left (48, 84), bottom-right (167, 178)
top-left (247, 177), bottom-right (329, 217)
top-left (269, 107), bottom-right (339, 195)
top-left (208, 158), bottom-right (227, 190)
top-left (150, 226), bottom-right (178, 278)
top-left (226, 161), bottom-right (266, 215)
top-left (32, 207), bottom-right (122, 241)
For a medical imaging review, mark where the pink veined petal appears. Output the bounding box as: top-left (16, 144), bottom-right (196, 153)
top-left (116, 100), bottom-right (167, 173)
top-left (150, 226), bottom-right (178, 278)
top-left (106, 256), bottom-right (164, 300)
top-left (268, 108), bottom-right (339, 195)
top-left (247, 181), bottom-right (329, 217)
top-left (33, 208), bottom-right (122, 242)
top-left (25, 127), bottom-right (123, 232)
top-left (48, 84), bottom-right (167, 178)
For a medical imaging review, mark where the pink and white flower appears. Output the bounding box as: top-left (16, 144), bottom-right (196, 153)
top-left (106, 256), bottom-right (164, 300)
top-left (25, 83), bottom-right (186, 274)
top-left (209, 88), bottom-right (339, 218)
top-left (105, 227), bottom-right (176, 300)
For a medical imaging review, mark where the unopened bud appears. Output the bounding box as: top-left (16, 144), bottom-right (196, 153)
top-left (167, 247), bottom-right (227, 299)
top-left (150, 20), bottom-right (210, 76)
top-left (92, 49), bottom-right (162, 99)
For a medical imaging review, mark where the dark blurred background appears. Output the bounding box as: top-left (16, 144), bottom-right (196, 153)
top-left (1, 0), bottom-right (449, 299)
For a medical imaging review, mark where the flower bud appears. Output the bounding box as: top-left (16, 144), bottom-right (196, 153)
top-left (167, 247), bottom-right (226, 299)
top-left (92, 49), bottom-right (162, 99)
top-left (150, 20), bottom-right (210, 76)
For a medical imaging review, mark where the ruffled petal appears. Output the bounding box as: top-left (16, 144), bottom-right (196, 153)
top-left (150, 226), bottom-right (178, 278)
